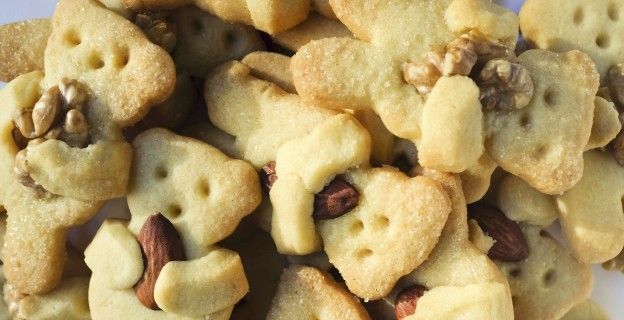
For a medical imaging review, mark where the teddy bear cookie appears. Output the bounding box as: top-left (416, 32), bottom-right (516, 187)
top-left (467, 203), bottom-right (593, 320)
top-left (366, 169), bottom-right (513, 320)
top-left (89, 128), bottom-right (262, 318)
top-left (266, 265), bottom-right (370, 320)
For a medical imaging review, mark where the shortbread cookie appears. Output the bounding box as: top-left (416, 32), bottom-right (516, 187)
top-left (171, 6), bottom-right (265, 78)
top-left (317, 167), bottom-right (451, 300)
top-left (18, 0), bottom-right (176, 201)
top-left (311, 0), bottom-right (336, 19)
top-left (127, 128), bottom-right (261, 256)
top-left (370, 169), bottom-right (513, 320)
top-left (520, 0), bottom-right (624, 79)
top-left (123, 0), bottom-right (310, 34)
top-left (0, 72), bottom-right (103, 294)
top-left (0, 19), bottom-right (50, 83)
top-left (86, 219), bottom-right (242, 319)
top-left (266, 265), bottom-right (370, 320)
top-left (493, 225), bottom-right (593, 320)
top-left (561, 299), bottom-right (609, 320)
top-left (292, 0), bottom-right (518, 173)
top-left (497, 150), bottom-right (624, 263)
top-left (485, 49), bottom-right (599, 195)
top-left (459, 154), bottom-right (498, 204)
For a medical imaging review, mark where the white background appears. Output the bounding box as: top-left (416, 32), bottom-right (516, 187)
top-left (0, 0), bottom-right (622, 318)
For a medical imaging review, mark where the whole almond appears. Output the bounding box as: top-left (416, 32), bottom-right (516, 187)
top-left (134, 213), bottom-right (186, 310)
top-left (468, 203), bottom-right (529, 262)
top-left (313, 177), bottom-right (359, 220)
top-left (395, 284), bottom-right (427, 319)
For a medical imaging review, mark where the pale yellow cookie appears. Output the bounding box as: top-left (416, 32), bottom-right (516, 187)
top-left (86, 219), bottom-right (240, 319)
top-left (0, 72), bottom-right (103, 294)
top-left (459, 153), bottom-right (498, 204)
top-left (292, 0), bottom-right (518, 173)
top-left (318, 167), bottom-right (451, 300)
top-left (485, 49), bottom-right (599, 194)
top-left (561, 299), bottom-right (609, 320)
top-left (520, 0), bottom-right (624, 79)
top-left (366, 169), bottom-right (512, 320)
top-left (0, 19), bottom-right (50, 83)
top-left (171, 6), bottom-right (265, 78)
top-left (497, 150), bottom-right (624, 263)
top-left (311, 0), bottom-right (336, 19)
top-left (127, 128), bottom-right (261, 256)
top-left (266, 265), bottom-right (370, 320)
top-left (495, 226), bottom-right (593, 320)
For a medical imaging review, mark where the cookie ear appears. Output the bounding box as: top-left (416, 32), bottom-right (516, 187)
top-left (556, 150), bottom-right (624, 263)
top-left (45, 0), bottom-right (176, 127)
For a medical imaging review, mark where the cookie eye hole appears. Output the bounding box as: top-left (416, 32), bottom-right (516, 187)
top-left (374, 215), bottom-right (390, 228)
top-left (64, 29), bottom-right (81, 47)
top-left (87, 51), bottom-right (105, 70)
top-left (608, 3), bottom-right (619, 21)
top-left (543, 87), bottom-right (559, 106)
top-left (542, 269), bottom-right (556, 287)
top-left (595, 33), bottom-right (610, 49)
top-left (196, 179), bottom-right (210, 198)
top-left (509, 267), bottom-right (522, 278)
top-left (155, 166), bottom-right (168, 179)
top-left (573, 7), bottom-right (584, 25)
top-left (168, 204), bottom-right (183, 218)
top-left (113, 46), bottom-right (130, 69)
top-left (356, 248), bottom-right (373, 259)
top-left (519, 113), bottom-right (531, 128)
top-left (350, 220), bottom-right (364, 235)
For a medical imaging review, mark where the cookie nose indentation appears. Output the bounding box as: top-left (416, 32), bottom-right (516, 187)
top-left (596, 33), bottom-right (610, 49)
top-left (573, 7), bottom-right (584, 25)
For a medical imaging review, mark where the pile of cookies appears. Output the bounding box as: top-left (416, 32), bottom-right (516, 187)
top-left (0, 0), bottom-right (621, 319)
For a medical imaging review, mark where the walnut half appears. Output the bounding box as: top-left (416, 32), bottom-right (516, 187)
top-left (476, 59), bottom-right (534, 111)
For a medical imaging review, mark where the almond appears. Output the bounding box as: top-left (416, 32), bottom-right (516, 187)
top-left (395, 284), bottom-right (427, 319)
top-left (468, 203), bottom-right (529, 262)
top-left (134, 213), bottom-right (186, 310)
top-left (313, 177), bottom-right (359, 220)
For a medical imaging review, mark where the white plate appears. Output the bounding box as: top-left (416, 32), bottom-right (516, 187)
top-left (1, 0), bottom-right (622, 318)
